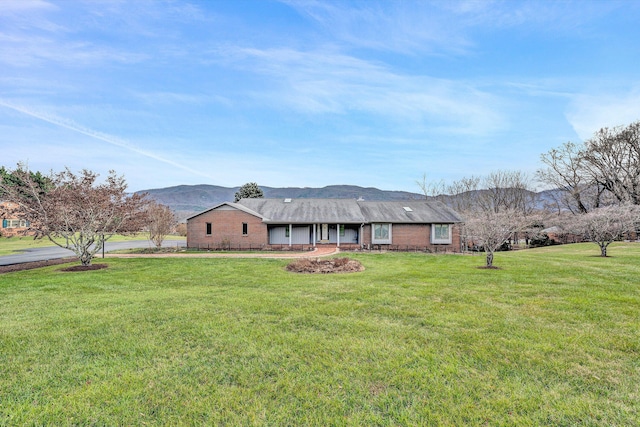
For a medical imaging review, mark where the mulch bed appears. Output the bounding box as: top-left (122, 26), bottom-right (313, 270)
top-left (0, 257), bottom-right (77, 274)
top-left (286, 257), bottom-right (364, 274)
top-left (60, 264), bottom-right (108, 272)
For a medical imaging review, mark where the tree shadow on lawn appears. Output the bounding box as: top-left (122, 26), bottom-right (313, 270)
top-left (60, 264), bottom-right (108, 272)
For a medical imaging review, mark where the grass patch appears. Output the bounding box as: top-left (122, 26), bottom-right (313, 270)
top-left (1, 243), bottom-right (639, 425)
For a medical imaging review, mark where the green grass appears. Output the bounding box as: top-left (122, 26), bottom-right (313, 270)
top-left (1, 243), bottom-right (639, 425)
top-left (0, 234), bottom-right (185, 256)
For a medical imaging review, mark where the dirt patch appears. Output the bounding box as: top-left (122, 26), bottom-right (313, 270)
top-left (0, 257), bottom-right (77, 274)
top-left (286, 257), bottom-right (364, 274)
top-left (60, 264), bottom-right (108, 272)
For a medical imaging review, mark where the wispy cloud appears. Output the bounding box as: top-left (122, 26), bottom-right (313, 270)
top-left (0, 99), bottom-right (215, 180)
top-left (215, 46), bottom-right (505, 135)
top-left (566, 87), bottom-right (640, 140)
top-left (282, 0), bottom-right (472, 55)
top-left (0, 0), bottom-right (202, 68)
top-left (283, 0), bottom-right (629, 55)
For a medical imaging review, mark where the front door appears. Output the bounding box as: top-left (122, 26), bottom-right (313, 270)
top-left (320, 223), bottom-right (329, 242)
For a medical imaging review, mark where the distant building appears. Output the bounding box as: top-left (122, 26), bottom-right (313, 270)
top-left (0, 201), bottom-right (31, 237)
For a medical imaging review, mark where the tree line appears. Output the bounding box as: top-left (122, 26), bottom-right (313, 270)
top-left (418, 119), bottom-right (640, 265)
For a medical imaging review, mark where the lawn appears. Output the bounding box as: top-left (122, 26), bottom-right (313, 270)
top-left (1, 243), bottom-right (638, 425)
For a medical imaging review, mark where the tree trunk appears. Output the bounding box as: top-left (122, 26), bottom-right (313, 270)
top-left (599, 244), bottom-right (608, 257)
top-left (486, 251), bottom-right (494, 267)
top-left (79, 248), bottom-right (93, 266)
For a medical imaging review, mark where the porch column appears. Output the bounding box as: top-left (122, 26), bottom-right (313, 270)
top-left (289, 223), bottom-right (292, 247)
top-left (312, 223), bottom-right (316, 247)
top-left (337, 223), bottom-right (340, 247)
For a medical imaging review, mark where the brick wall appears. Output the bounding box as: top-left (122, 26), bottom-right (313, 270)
top-left (187, 208), bottom-right (268, 249)
top-left (0, 201), bottom-right (32, 237)
top-left (361, 223), bottom-right (461, 252)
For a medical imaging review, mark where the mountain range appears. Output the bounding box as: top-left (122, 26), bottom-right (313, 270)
top-left (137, 184), bottom-right (424, 221)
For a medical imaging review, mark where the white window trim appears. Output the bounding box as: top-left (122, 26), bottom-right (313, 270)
top-left (431, 223), bottom-right (452, 244)
top-left (372, 223), bottom-right (392, 244)
top-left (4, 219), bottom-right (27, 228)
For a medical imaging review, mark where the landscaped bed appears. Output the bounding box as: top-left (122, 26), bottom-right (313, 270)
top-left (1, 243), bottom-right (638, 425)
top-left (286, 257), bottom-right (364, 273)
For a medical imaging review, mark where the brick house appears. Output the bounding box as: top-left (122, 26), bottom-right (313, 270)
top-left (187, 198), bottom-right (463, 252)
top-left (0, 201), bottom-right (31, 237)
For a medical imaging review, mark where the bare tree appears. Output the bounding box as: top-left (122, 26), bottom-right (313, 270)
top-left (175, 223), bottom-right (187, 237)
top-left (146, 201), bottom-right (176, 248)
top-left (463, 209), bottom-right (539, 268)
top-left (416, 173), bottom-right (447, 202)
top-left (445, 175), bottom-right (481, 213)
top-left (539, 121), bottom-right (640, 212)
top-left (537, 141), bottom-right (599, 214)
top-left (477, 170), bottom-right (538, 215)
top-left (0, 167), bottom-right (148, 266)
top-left (581, 121), bottom-right (640, 205)
top-left (568, 204), bottom-right (639, 257)
top-left (234, 182), bottom-right (264, 202)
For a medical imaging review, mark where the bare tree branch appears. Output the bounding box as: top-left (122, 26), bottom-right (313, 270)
top-left (1, 166), bottom-right (148, 265)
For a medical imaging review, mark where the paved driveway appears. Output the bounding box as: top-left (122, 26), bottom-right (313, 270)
top-left (0, 240), bottom-right (186, 266)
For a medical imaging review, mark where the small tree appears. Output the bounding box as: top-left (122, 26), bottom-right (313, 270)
top-left (146, 201), bottom-right (176, 248)
top-left (234, 182), bottom-right (264, 202)
top-left (0, 166), bottom-right (148, 266)
top-left (463, 209), bottom-right (541, 268)
top-left (570, 205), bottom-right (639, 257)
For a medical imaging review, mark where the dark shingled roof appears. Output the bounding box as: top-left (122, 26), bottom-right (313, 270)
top-left (186, 202), bottom-right (265, 221)
top-left (238, 198), bottom-right (366, 224)
top-left (357, 200), bottom-right (463, 223)
top-left (235, 198), bottom-right (463, 224)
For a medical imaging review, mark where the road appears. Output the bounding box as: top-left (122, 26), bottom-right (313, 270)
top-left (0, 240), bottom-right (186, 266)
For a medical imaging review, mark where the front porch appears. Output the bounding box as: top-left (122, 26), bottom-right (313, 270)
top-left (268, 223), bottom-right (362, 247)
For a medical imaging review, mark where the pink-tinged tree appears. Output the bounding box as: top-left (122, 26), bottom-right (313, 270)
top-left (570, 204), bottom-right (639, 257)
top-left (463, 209), bottom-right (538, 268)
top-left (0, 167), bottom-right (148, 266)
top-left (145, 201), bottom-right (176, 248)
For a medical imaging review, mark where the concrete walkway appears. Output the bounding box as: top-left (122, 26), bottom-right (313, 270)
top-left (106, 244), bottom-right (340, 260)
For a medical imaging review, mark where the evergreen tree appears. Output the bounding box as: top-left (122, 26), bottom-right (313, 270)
top-left (234, 182), bottom-right (264, 202)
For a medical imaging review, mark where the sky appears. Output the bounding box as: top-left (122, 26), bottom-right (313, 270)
top-left (1, 0), bottom-right (640, 193)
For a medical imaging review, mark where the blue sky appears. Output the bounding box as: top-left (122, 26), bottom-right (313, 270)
top-left (1, 0), bottom-right (639, 193)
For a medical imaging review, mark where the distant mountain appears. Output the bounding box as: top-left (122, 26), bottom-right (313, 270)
top-left (137, 184), bottom-right (424, 221)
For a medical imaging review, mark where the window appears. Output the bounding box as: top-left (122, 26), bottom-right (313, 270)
top-left (339, 225), bottom-right (345, 236)
top-left (242, 222), bottom-right (248, 235)
top-left (206, 222), bottom-right (212, 235)
top-left (431, 224), bottom-right (451, 244)
top-left (2, 219), bottom-right (27, 228)
top-left (285, 225), bottom-right (290, 238)
top-left (372, 223), bottom-right (392, 244)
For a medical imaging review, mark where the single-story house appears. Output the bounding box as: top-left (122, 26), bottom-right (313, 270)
top-left (0, 201), bottom-right (31, 237)
top-left (187, 198), bottom-right (463, 252)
